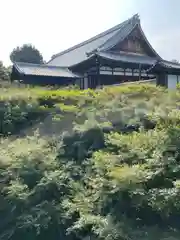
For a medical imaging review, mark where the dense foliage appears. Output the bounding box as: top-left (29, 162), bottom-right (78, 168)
top-left (1, 83), bottom-right (180, 239)
top-left (0, 61), bottom-right (11, 81)
top-left (10, 44), bottom-right (44, 64)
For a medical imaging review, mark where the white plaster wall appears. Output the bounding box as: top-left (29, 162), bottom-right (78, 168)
top-left (84, 75), bottom-right (88, 89)
top-left (167, 75), bottom-right (177, 89)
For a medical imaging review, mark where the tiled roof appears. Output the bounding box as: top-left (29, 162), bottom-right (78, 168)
top-left (159, 60), bottom-right (180, 69)
top-left (96, 51), bottom-right (157, 65)
top-left (47, 14), bottom-right (141, 67)
top-left (97, 21), bottom-right (138, 52)
top-left (14, 62), bottom-right (81, 78)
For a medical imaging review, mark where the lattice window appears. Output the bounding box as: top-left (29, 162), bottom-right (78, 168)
top-left (100, 66), bottom-right (112, 71)
top-left (114, 67), bottom-right (124, 72)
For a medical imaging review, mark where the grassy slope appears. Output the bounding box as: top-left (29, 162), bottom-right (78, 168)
top-left (1, 83), bottom-right (180, 239)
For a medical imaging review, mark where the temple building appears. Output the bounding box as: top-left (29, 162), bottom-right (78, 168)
top-left (11, 14), bottom-right (180, 89)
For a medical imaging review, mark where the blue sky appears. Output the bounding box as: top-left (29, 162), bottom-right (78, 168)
top-left (1, 0), bottom-right (180, 65)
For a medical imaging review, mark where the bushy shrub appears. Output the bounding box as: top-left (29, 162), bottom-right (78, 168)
top-left (0, 61), bottom-right (10, 81)
top-left (1, 83), bottom-right (180, 240)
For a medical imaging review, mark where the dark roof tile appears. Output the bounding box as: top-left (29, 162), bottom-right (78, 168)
top-left (97, 51), bottom-right (157, 65)
top-left (159, 60), bottom-right (180, 69)
top-left (14, 62), bottom-right (81, 78)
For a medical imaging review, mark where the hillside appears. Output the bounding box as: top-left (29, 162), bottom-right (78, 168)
top-left (1, 83), bottom-right (180, 240)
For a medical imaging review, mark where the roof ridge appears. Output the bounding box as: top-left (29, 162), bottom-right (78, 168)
top-left (15, 62), bottom-right (69, 69)
top-left (162, 59), bottom-right (180, 65)
top-left (15, 62), bottom-right (43, 67)
top-left (48, 14), bottom-right (139, 62)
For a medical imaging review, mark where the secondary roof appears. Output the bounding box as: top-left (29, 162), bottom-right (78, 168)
top-left (13, 62), bottom-right (81, 78)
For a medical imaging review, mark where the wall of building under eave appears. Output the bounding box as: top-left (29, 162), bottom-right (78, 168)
top-left (167, 74), bottom-right (180, 89)
top-left (11, 67), bottom-right (22, 81)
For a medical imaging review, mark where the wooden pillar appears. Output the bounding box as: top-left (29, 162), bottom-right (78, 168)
top-left (132, 69), bottom-right (134, 81)
top-left (139, 64), bottom-right (142, 81)
top-left (146, 71), bottom-right (149, 78)
top-left (123, 69), bottom-right (126, 83)
top-left (112, 67), bottom-right (114, 75)
top-left (156, 72), bottom-right (167, 87)
top-left (95, 56), bottom-right (100, 88)
top-left (84, 73), bottom-right (88, 89)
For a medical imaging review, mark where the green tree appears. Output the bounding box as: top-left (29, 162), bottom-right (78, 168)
top-left (0, 61), bottom-right (10, 81)
top-left (10, 44), bottom-right (44, 64)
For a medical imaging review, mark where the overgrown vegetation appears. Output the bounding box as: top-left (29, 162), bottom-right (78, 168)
top-left (1, 83), bottom-right (180, 239)
top-left (0, 61), bottom-right (11, 81)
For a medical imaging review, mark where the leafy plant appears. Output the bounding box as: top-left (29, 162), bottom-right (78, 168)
top-left (1, 83), bottom-right (180, 239)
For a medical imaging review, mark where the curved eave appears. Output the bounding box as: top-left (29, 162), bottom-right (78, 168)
top-left (70, 51), bottom-right (158, 73)
top-left (149, 60), bottom-right (180, 74)
top-left (96, 52), bottom-right (157, 68)
top-left (138, 24), bottom-right (162, 60)
top-left (160, 60), bottom-right (180, 70)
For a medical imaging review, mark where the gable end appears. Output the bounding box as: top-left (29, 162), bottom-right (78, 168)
top-left (107, 24), bottom-right (161, 59)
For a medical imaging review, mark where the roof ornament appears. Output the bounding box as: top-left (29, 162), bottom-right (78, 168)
top-left (132, 13), bottom-right (140, 24)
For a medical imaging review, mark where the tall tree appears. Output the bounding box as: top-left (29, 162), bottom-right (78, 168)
top-left (10, 44), bottom-right (44, 64)
top-left (0, 61), bottom-right (10, 81)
